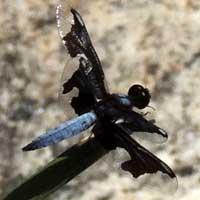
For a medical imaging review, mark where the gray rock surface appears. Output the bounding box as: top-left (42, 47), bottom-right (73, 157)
top-left (1, 0), bottom-right (200, 199)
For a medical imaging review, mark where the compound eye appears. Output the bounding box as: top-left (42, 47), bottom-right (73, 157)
top-left (128, 84), bottom-right (151, 109)
top-left (128, 84), bottom-right (145, 96)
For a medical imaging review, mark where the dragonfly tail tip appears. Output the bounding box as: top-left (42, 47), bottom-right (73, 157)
top-left (22, 143), bottom-right (35, 151)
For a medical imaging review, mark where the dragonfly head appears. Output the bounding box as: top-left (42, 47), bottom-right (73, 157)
top-left (128, 84), bottom-right (151, 109)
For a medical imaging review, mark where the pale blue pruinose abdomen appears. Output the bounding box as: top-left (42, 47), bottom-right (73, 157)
top-left (22, 111), bottom-right (97, 151)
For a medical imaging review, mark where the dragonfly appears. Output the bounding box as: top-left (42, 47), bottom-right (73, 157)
top-left (23, 0), bottom-right (177, 185)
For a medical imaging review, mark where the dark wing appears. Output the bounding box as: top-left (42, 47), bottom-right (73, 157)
top-left (115, 124), bottom-right (176, 179)
top-left (115, 109), bottom-right (168, 143)
top-left (114, 124), bottom-right (177, 192)
top-left (101, 105), bottom-right (168, 143)
top-left (57, 2), bottom-right (108, 116)
top-left (92, 119), bottom-right (177, 191)
top-left (59, 59), bottom-right (96, 116)
top-left (93, 120), bottom-right (174, 179)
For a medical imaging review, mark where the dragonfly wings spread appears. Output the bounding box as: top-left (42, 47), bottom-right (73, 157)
top-left (57, 4), bottom-right (108, 115)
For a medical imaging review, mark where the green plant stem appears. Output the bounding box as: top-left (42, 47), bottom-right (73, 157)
top-left (4, 138), bottom-right (108, 200)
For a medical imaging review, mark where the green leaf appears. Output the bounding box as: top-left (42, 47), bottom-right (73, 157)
top-left (4, 138), bottom-right (108, 200)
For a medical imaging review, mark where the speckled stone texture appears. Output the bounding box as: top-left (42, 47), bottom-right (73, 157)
top-left (1, 0), bottom-right (200, 199)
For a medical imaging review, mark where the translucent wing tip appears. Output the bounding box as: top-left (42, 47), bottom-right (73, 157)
top-left (131, 128), bottom-right (168, 144)
top-left (149, 127), bottom-right (168, 143)
top-left (158, 128), bottom-right (168, 139)
top-left (56, 3), bottom-right (65, 38)
top-left (56, 1), bottom-right (73, 40)
top-left (121, 160), bottom-right (178, 193)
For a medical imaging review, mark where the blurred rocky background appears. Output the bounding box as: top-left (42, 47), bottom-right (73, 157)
top-left (1, 0), bottom-right (200, 199)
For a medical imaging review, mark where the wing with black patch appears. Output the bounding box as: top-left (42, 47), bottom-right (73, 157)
top-left (93, 120), bottom-right (177, 191)
top-left (115, 109), bottom-right (168, 143)
top-left (114, 124), bottom-right (177, 192)
top-left (57, 2), bottom-right (108, 116)
top-left (59, 58), bottom-right (96, 116)
top-left (92, 119), bottom-right (176, 179)
top-left (115, 124), bottom-right (176, 178)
